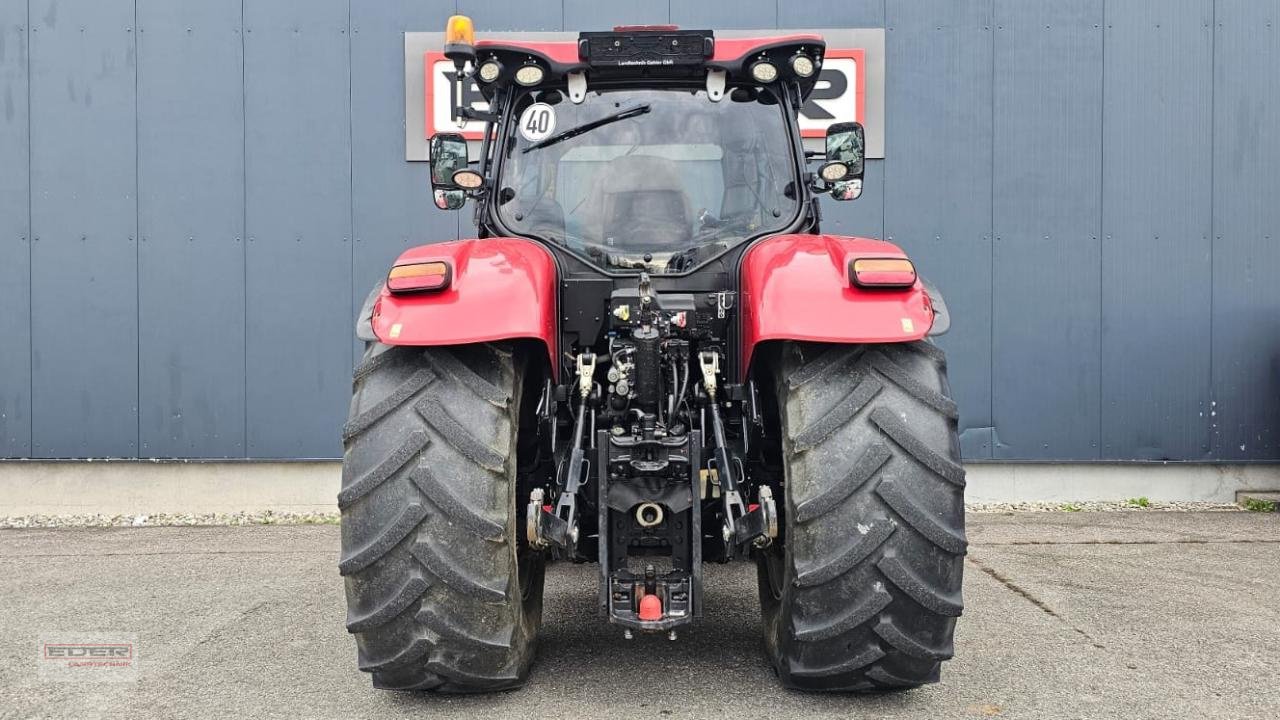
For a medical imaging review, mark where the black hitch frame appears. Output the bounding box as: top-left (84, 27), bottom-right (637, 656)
top-left (598, 428), bottom-right (704, 632)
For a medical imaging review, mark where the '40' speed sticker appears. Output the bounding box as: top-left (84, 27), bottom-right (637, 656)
top-left (518, 103), bottom-right (556, 142)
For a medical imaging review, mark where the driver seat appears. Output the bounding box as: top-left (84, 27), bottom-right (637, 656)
top-left (592, 155), bottom-right (693, 251)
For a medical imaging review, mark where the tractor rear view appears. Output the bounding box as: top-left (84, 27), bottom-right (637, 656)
top-left (339, 16), bottom-right (965, 693)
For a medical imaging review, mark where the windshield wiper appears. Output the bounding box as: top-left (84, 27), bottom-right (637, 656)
top-left (522, 104), bottom-right (651, 153)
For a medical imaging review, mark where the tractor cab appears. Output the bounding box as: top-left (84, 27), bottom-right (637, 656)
top-left (428, 19), bottom-right (866, 277)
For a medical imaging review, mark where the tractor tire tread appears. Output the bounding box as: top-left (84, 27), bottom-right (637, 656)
top-left (788, 645), bottom-right (886, 678)
top-left (793, 586), bottom-right (893, 642)
top-left (411, 538), bottom-right (509, 602)
top-left (792, 376), bottom-right (883, 452)
top-left (340, 343), bottom-right (543, 693)
top-left (342, 367), bottom-right (437, 441)
top-left (866, 350), bottom-right (959, 419)
top-left (758, 341), bottom-right (965, 692)
top-left (876, 555), bottom-right (964, 617)
top-left (792, 442), bottom-right (891, 523)
top-left (338, 502), bottom-right (430, 576)
top-left (345, 574), bottom-right (431, 633)
top-left (794, 521), bottom-right (895, 587)
top-left (876, 478), bottom-right (968, 554)
top-left (408, 465), bottom-right (506, 540)
top-left (868, 406), bottom-right (966, 487)
top-left (418, 606), bottom-right (514, 651)
top-left (424, 348), bottom-right (511, 407)
top-left (337, 430), bottom-right (429, 510)
top-left (416, 396), bottom-right (507, 472)
top-left (788, 345), bottom-right (866, 389)
top-left (874, 617), bottom-right (954, 661)
top-left (352, 343), bottom-right (398, 382)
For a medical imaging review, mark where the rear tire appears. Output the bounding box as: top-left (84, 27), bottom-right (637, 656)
top-left (339, 342), bottom-right (545, 692)
top-left (757, 341), bottom-right (966, 691)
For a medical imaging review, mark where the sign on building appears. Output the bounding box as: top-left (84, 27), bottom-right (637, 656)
top-left (405, 29), bottom-right (885, 160)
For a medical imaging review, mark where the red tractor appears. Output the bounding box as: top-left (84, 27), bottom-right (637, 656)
top-left (339, 16), bottom-right (964, 693)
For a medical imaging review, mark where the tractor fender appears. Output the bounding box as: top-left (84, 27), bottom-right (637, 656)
top-left (355, 283), bottom-right (381, 342)
top-left (920, 276), bottom-right (950, 336)
top-left (366, 237), bottom-right (559, 378)
top-left (739, 233), bottom-right (938, 379)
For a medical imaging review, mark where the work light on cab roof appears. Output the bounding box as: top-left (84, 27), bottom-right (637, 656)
top-left (438, 15), bottom-right (827, 103)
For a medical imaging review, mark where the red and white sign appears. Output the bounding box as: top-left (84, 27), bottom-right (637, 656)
top-left (425, 52), bottom-right (490, 140)
top-left (424, 48), bottom-right (866, 141)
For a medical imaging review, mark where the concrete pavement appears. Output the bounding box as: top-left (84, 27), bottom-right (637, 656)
top-left (1, 511), bottom-right (1277, 719)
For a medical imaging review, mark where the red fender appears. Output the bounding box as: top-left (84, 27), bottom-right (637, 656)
top-left (739, 234), bottom-right (935, 380)
top-left (371, 238), bottom-right (559, 379)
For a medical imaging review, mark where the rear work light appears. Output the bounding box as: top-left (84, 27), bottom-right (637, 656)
top-left (514, 63), bottom-right (546, 86)
top-left (750, 60), bottom-right (779, 83)
top-left (790, 53), bottom-right (816, 78)
top-left (387, 261), bottom-right (452, 293)
top-left (850, 258), bottom-right (917, 288)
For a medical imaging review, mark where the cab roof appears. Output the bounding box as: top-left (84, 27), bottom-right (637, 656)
top-left (472, 30), bottom-right (827, 100)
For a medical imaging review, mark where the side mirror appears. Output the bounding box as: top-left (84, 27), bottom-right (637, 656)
top-left (434, 189), bottom-right (466, 210)
top-left (831, 179), bottom-right (863, 201)
top-left (822, 121), bottom-right (865, 201)
top-left (429, 133), bottom-right (469, 189)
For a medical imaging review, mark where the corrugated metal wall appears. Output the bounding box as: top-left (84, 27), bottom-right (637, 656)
top-left (0, 0), bottom-right (1277, 461)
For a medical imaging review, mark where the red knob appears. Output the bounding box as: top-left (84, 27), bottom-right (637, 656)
top-left (638, 593), bottom-right (662, 621)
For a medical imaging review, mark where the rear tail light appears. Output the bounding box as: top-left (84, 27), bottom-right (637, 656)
top-left (387, 261), bottom-right (452, 293)
top-left (850, 258), bottom-right (916, 288)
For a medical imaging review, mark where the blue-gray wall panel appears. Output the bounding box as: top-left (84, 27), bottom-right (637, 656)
top-left (822, 161), bottom-right (884, 240)
top-left (1100, 0), bottom-right (1213, 460)
top-left (28, 0), bottom-right (138, 457)
top-left (351, 0), bottom-right (457, 368)
top-left (675, 1), bottom-right (776, 29)
top-left (777, 0), bottom-right (884, 28)
top-left (244, 0), bottom-right (351, 458)
top-left (991, 0), bottom-right (1103, 459)
top-left (137, 0), bottom-right (246, 457)
top-left (884, 0), bottom-right (995, 459)
top-left (563, 0), bottom-right (667, 30)
top-left (0, 5), bottom-right (29, 456)
top-left (1210, 1), bottom-right (1280, 460)
top-left (470, 0), bottom-right (562, 31)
